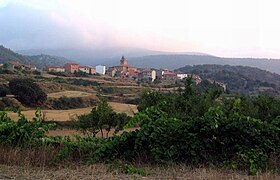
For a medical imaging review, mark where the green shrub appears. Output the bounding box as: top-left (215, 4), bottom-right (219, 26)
top-left (73, 100), bottom-right (130, 138)
top-left (50, 77), bottom-right (99, 86)
top-left (9, 78), bottom-right (47, 106)
top-left (48, 96), bottom-right (96, 110)
top-left (0, 110), bottom-right (55, 145)
top-left (0, 84), bottom-right (8, 97)
top-left (32, 70), bottom-right (41, 75)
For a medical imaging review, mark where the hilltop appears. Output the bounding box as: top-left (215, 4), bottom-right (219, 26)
top-left (176, 64), bottom-right (280, 95)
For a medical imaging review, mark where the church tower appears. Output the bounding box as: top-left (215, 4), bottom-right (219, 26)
top-left (120, 56), bottom-right (128, 65)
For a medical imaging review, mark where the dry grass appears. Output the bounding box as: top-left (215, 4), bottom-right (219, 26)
top-left (5, 102), bottom-right (137, 121)
top-left (47, 91), bottom-right (94, 98)
top-left (108, 102), bottom-right (138, 116)
top-left (0, 163), bottom-right (279, 179)
top-left (6, 107), bottom-right (94, 121)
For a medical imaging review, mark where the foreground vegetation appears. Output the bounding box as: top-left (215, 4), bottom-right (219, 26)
top-left (0, 78), bottom-right (279, 177)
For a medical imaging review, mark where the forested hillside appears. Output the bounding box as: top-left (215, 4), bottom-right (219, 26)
top-left (0, 45), bottom-right (31, 64)
top-left (129, 54), bottom-right (280, 74)
top-left (0, 45), bottom-right (70, 69)
top-left (176, 64), bottom-right (280, 95)
top-left (28, 54), bottom-right (71, 69)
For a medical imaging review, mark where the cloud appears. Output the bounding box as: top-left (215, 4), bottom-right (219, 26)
top-left (1, 0), bottom-right (280, 58)
top-left (0, 3), bottom-right (119, 50)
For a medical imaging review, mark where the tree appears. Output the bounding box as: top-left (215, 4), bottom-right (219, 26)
top-left (137, 89), bottom-right (165, 112)
top-left (0, 85), bottom-right (8, 97)
top-left (92, 100), bottom-right (115, 137)
top-left (9, 78), bottom-right (47, 106)
top-left (74, 100), bottom-right (129, 138)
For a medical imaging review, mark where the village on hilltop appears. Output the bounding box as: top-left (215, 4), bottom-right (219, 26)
top-left (1, 56), bottom-right (228, 90)
top-left (45, 56), bottom-right (202, 83)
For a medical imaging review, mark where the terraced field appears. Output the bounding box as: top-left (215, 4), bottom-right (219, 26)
top-left (6, 102), bottom-right (137, 121)
top-left (47, 91), bottom-right (94, 98)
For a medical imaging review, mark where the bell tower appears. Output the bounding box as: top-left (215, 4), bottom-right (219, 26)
top-left (120, 56), bottom-right (127, 65)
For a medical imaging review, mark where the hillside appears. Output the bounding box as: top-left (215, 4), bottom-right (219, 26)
top-left (0, 45), bottom-right (32, 64)
top-left (175, 64), bottom-right (280, 95)
top-left (28, 54), bottom-right (71, 69)
top-left (128, 54), bottom-right (280, 74)
top-left (0, 45), bottom-right (70, 69)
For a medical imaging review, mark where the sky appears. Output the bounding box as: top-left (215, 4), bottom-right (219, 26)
top-left (0, 0), bottom-right (280, 58)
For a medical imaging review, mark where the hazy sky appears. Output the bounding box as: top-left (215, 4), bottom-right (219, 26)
top-left (1, 0), bottom-right (280, 58)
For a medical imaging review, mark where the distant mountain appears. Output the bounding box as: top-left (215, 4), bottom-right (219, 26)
top-left (128, 54), bottom-right (280, 75)
top-left (17, 48), bottom-right (210, 66)
top-left (0, 45), bottom-right (70, 69)
top-left (11, 46), bottom-right (280, 75)
top-left (175, 64), bottom-right (280, 95)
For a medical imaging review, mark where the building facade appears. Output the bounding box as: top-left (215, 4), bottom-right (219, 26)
top-left (138, 68), bottom-right (156, 81)
top-left (96, 65), bottom-right (106, 75)
top-left (177, 73), bottom-right (188, 80)
top-left (46, 66), bottom-right (65, 72)
top-left (64, 63), bottom-right (79, 73)
top-left (78, 66), bottom-right (91, 74)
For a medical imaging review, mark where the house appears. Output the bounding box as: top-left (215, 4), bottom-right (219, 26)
top-left (177, 73), bottom-right (188, 80)
top-left (89, 67), bottom-right (96, 75)
top-left (138, 68), bottom-right (156, 81)
top-left (78, 66), bottom-right (91, 74)
top-left (163, 71), bottom-right (177, 80)
top-left (192, 74), bottom-right (202, 84)
top-left (7, 61), bottom-right (37, 71)
top-left (7, 61), bottom-right (23, 70)
top-left (128, 69), bottom-right (139, 80)
top-left (46, 66), bottom-right (65, 72)
top-left (96, 65), bottom-right (106, 75)
top-left (23, 64), bottom-right (37, 71)
top-left (106, 67), bottom-right (117, 77)
top-left (64, 63), bottom-right (79, 73)
top-left (79, 66), bottom-right (96, 74)
top-left (156, 69), bottom-right (177, 80)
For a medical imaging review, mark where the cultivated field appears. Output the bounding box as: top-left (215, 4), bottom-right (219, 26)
top-left (5, 102), bottom-right (138, 121)
top-left (47, 91), bottom-right (94, 98)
